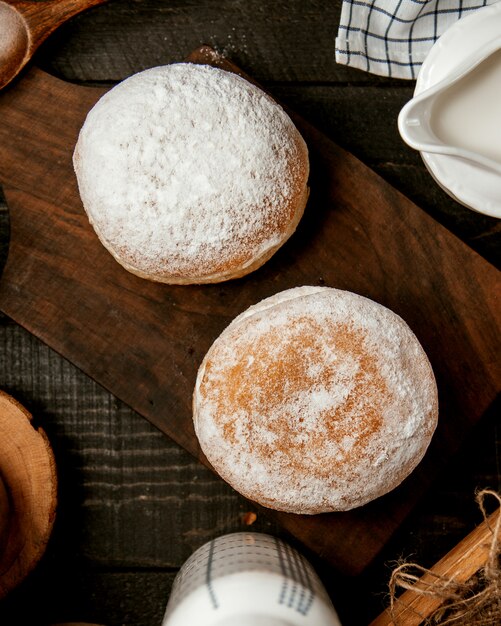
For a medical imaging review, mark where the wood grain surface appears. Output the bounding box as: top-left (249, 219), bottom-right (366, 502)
top-left (0, 2), bottom-right (499, 625)
top-left (0, 45), bottom-right (499, 576)
top-left (0, 390), bottom-right (57, 598)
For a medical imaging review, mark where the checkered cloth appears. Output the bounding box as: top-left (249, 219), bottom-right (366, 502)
top-left (335, 0), bottom-right (498, 79)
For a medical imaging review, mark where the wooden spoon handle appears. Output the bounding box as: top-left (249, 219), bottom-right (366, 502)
top-left (9, 0), bottom-right (108, 47)
top-left (370, 506), bottom-right (501, 626)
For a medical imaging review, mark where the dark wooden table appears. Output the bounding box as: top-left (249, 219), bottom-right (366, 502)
top-left (0, 2), bottom-right (499, 625)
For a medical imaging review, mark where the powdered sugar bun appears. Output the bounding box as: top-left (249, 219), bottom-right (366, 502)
top-left (193, 286), bottom-right (438, 514)
top-left (73, 63), bottom-right (309, 284)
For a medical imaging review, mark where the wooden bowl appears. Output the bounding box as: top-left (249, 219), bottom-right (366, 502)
top-left (0, 390), bottom-right (57, 598)
top-left (0, 473), bottom-right (11, 557)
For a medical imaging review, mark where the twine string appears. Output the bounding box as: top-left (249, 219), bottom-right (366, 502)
top-left (388, 490), bottom-right (501, 625)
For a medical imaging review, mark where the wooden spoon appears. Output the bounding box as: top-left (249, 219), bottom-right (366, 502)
top-left (0, 0), bottom-right (108, 90)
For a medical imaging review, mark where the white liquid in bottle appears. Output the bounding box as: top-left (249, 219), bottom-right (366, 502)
top-left (162, 533), bottom-right (342, 626)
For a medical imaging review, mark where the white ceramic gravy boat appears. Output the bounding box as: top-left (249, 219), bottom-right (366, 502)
top-left (398, 36), bottom-right (501, 177)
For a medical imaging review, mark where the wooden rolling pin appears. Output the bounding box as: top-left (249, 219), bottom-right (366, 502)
top-left (371, 505), bottom-right (501, 626)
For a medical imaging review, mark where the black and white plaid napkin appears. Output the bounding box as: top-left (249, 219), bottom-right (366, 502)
top-left (335, 0), bottom-right (497, 79)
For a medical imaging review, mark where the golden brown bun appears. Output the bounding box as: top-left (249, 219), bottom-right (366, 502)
top-left (193, 286), bottom-right (438, 514)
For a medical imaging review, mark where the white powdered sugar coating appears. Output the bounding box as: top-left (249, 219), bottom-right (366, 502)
top-left (194, 286), bottom-right (439, 514)
top-left (73, 63), bottom-right (309, 282)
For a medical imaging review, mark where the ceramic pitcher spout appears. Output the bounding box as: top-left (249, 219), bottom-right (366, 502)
top-left (398, 36), bottom-right (501, 176)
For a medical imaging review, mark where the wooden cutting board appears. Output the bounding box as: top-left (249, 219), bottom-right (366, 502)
top-left (0, 46), bottom-right (499, 577)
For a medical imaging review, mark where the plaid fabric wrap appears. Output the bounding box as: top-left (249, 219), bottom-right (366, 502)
top-left (335, 0), bottom-right (497, 79)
